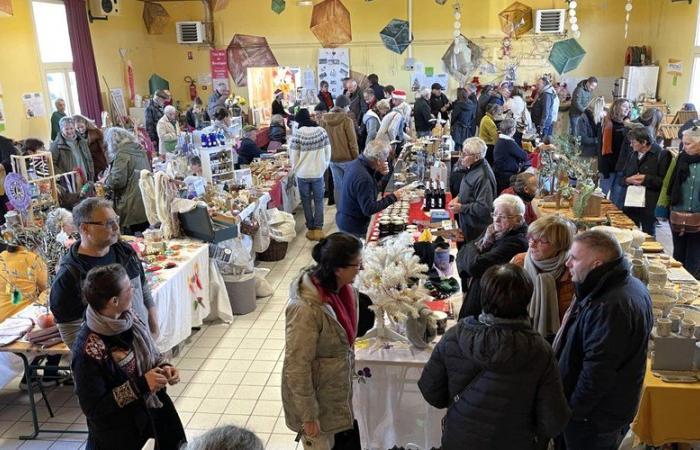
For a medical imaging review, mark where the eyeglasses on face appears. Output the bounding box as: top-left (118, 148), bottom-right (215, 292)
top-left (491, 214), bottom-right (518, 221)
top-left (527, 235), bottom-right (551, 246)
top-left (83, 216), bottom-right (120, 230)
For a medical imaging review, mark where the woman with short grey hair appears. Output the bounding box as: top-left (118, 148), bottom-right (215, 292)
top-left (493, 118), bottom-right (530, 193)
top-left (49, 116), bottom-right (95, 183)
top-left (185, 425), bottom-right (264, 450)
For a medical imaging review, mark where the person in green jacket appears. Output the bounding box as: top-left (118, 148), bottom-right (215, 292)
top-left (50, 98), bottom-right (67, 141)
top-left (655, 153), bottom-right (678, 219)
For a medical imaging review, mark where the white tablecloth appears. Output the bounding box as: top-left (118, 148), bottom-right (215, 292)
top-left (353, 341), bottom-right (443, 450)
top-left (151, 240), bottom-right (233, 352)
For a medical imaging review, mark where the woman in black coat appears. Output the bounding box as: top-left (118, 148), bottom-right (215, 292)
top-left (451, 87), bottom-right (476, 148)
top-left (419, 263), bottom-right (570, 450)
top-left (572, 97), bottom-right (605, 159)
top-left (72, 264), bottom-right (185, 450)
top-left (493, 118), bottom-right (530, 193)
top-left (457, 193), bottom-right (528, 318)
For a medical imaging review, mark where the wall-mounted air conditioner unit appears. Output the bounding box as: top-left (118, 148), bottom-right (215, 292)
top-left (535, 9), bottom-right (565, 34)
top-left (176, 22), bottom-right (206, 44)
top-left (89, 0), bottom-right (119, 16)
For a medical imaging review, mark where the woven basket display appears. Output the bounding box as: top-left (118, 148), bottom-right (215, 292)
top-left (257, 239), bottom-right (288, 262)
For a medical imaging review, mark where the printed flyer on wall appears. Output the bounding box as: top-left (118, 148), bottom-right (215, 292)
top-left (318, 48), bottom-right (349, 98)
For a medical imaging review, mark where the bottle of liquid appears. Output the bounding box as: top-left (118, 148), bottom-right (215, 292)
top-left (430, 181), bottom-right (437, 209)
top-left (439, 182), bottom-right (447, 209)
top-left (423, 182), bottom-right (431, 212)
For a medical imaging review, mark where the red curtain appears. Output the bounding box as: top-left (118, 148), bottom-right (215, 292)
top-left (64, 0), bottom-right (104, 126)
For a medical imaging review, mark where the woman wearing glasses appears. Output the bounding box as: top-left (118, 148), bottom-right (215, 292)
top-left (511, 215), bottom-right (575, 342)
top-left (102, 127), bottom-right (150, 234)
top-left (282, 232), bottom-right (363, 450)
top-left (457, 193), bottom-right (528, 319)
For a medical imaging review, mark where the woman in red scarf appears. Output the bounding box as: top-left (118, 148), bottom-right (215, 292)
top-left (282, 233), bottom-right (363, 450)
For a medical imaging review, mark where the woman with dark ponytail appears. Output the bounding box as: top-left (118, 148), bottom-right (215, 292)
top-left (282, 232), bottom-right (363, 450)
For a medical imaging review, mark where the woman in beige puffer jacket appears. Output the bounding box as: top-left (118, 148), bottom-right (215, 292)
top-left (282, 233), bottom-right (362, 450)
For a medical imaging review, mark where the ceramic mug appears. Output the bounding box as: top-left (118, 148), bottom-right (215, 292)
top-left (668, 314), bottom-right (682, 333)
top-left (652, 308), bottom-right (662, 322)
top-left (680, 319), bottom-right (696, 338)
top-left (670, 308), bottom-right (685, 320)
top-left (656, 318), bottom-right (672, 337)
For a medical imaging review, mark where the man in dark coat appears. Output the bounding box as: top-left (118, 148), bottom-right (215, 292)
top-left (414, 88), bottom-right (433, 137)
top-left (531, 78), bottom-right (556, 137)
top-left (144, 90), bottom-right (169, 149)
top-left (570, 77), bottom-right (598, 131)
top-left (554, 230), bottom-right (652, 450)
top-left (367, 73), bottom-right (385, 102)
top-left (429, 82), bottom-right (450, 119)
top-left (419, 264), bottom-right (570, 450)
top-left (50, 98), bottom-right (67, 141)
top-left (619, 127), bottom-right (672, 236)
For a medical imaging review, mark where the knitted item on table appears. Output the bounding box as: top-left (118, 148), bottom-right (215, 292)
top-left (154, 171), bottom-right (178, 239)
top-left (138, 170), bottom-right (159, 226)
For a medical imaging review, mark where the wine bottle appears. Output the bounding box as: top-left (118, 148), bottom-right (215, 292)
top-left (430, 181), bottom-right (437, 209)
top-left (423, 183), bottom-right (431, 212)
top-left (439, 182), bottom-right (447, 209)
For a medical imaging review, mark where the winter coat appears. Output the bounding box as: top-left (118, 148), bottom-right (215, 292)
top-left (323, 110), bottom-right (359, 163)
top-left (51, 111), bottom-right (67, 141)
top-left (457, 223), bottom-right (529, 319)
top-left (418, 314), bottom-right (570, 450)
top-left (144, 102), bottom-right (164, 147)
top-left (451, 98), bottom-right (476, 147)
top-left (456, 159), bottom-right (497, 243)
top-left (104, 141), bottom-right (149, 228)
top-left (336, 155), bottom-right (397, 236)
top-left (237, 138), bottom-right (264, 166)
top-left (282, 273), bottom-right (358, 434)
top-left (598, 119), bottom-right (627, 177)
top-left (72, 325), bottom-right (185, 450)
top-left (50, 240), bottom-right (155, 349)
top-left (272, 99), bottom-right (289, 117)
top-left (414, 97), bottom-right (433, 133)
top-left (556, 258), bottom-right (652, 432)
top-left (85, 128), bottom-right (108, 178)
top-left (370, 83), bottom-right (385, 102)
top-left (476, 90), bottom-right (493, 127)
top-left (362, 110), bottom-right (381, 146)
top-left (570, 80), bottom-right (593, 120)
top-left (318, 91), bottom-right (334, 111)
top-left (493, 136), bottom-right (529, 193)
top-left (430, 93), bottom-right (450, 118)
top-left (619, 143), bottom-right (672, 213)
top-left (573, 110), bottom-right (602, 158)
top-left (479, 113), bottom-right (499, 146)
top-left (50, 133), bottom-right (95, 182)
top-left (531, 86), bottom-right (555, 130)
top-left (348, 91), bottom-right (368, 128)
top-left (156, 114), bottom-right (178, 156)
top-left (268, 123), bottom-right (287, 144)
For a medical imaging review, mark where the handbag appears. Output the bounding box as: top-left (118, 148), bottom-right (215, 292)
top-left (332, 420), bottom-right (361, 450)
top-left (670, 211), bottom-right (700, 235)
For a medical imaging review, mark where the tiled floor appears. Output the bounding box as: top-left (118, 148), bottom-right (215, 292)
top-left (0, 206), bottom-right (338, 449)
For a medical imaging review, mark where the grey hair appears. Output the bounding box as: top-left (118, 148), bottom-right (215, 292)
top-left (499, 118), bottom-right (516, 136)
top-left (270, 114), bottom-right (285, 126)
top-left (682, 127), bottom-right (700, 142)
top-left (364, 139), bottom-right (390, 162)
top-left (104, 127), bottom-right (139, 160)
top-left (45, 208), bottom-right (74, 235)
top-left (375, 99), bottom-right (391, 113)
top-left (164, 105), bottom-right (177, 116)
top-left (573, 230), bottom-right (623, 262)
top-left (72, 197), bottom-right (114, 230)
top-left (494, 193), bottom-right (526, 217)
top-left (420, 88), bottom-right (431, 99)
top-left (54, 98), bottom-right (65, 107)
top-left (183, 425), bottom-right (264, 450)
top-left (462, 137), bottom-right (487, 158)
top-left (58, 116), bottom-right (75, 131)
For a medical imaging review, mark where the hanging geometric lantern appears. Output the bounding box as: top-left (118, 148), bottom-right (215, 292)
top-left (548, 38), bottom-right (586, 74)
top-left (142, 2), bottom-right (170, 35)
top-left (227, 34), bottom-right (279, 86)
top-left (310, 0), bottom-right (352, 47)
top-left (380, 19), bottom-right (413, 54)
top-left (442, 34), bottom-right (482, 82)
top-left (498, 2), bottom-right (533, 38)
top-left (271, 0), bottom-right (286, 14)
top-left (0, 0), bottom-right (13, 16)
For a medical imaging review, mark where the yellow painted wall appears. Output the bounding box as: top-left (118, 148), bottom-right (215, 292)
top-left (0, 0), bottom-right (49, 140)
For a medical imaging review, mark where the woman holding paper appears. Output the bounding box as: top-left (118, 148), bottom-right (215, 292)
top-left (620, 127), bottom-right (672, 236)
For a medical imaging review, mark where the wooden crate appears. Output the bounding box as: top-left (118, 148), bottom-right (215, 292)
top-left (672, 110), bottom-right (698, 124)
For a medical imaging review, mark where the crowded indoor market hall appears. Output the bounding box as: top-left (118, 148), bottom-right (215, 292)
top-left (1, 0), bottom-right (700, 449)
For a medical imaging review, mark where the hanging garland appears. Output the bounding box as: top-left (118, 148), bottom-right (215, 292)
top-left (453, 1), bottom-right (462, 54)
top-left (567, 0), bottom-right (580, 39)
top-left (624, 0), bottom-right (633, 38)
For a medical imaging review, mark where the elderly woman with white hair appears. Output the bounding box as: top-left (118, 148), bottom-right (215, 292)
top-left (457, 193), bottom-right (529, 319)
top-left (103, 127), bottom-right (150, 233)
top-left (49, 116), bottom-right (95, 185)
top-left (156, 105), bottom-right (179, 156)
top-left (414, 88), bottom-right (434, 138)
top-left (449, 137), bottom-right (497, 243)
top-left (363, 99), bottom-right (391, 147)
top-left (336, 139), bottom-right (410, 237)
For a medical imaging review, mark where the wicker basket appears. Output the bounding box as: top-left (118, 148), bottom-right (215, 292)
top-left (257, 239), bottom-right (288, 262)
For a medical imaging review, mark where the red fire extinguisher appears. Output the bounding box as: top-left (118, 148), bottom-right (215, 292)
top-left (185, 76), bottom-right (197, 100)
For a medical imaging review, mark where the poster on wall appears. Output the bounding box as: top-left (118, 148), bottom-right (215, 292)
top-left (410, 70), bottom-right (449, 92)
top-left (210, 49), bottom-right (230, 93)
top-left (21, 93), bottom-right (45, 119)
top-left (110, 88), bottom-right (127, 121)
top-left (318, 48), bottom-right (349, 98)
top-left (0, 82), bottom-right (5, 133)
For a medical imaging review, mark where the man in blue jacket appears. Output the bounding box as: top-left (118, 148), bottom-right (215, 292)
top-left (554, 230), bottom-right (652, 450)
top-left (336, 139), bottom-right (407, 237)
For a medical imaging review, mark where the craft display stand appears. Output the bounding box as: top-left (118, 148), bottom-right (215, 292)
top-left (10, 152), bottom-right (61, 224)
top-left (199, 145), bottom-right (236, 185)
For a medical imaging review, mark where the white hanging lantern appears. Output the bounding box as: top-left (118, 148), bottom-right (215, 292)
top-left (624, 0), bottom-right (632, 38)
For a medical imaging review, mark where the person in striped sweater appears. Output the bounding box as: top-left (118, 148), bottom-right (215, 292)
top-left (289, 109), bottom-right (332, 241)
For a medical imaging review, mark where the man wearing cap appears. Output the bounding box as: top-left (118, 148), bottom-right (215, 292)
top-left (145, 90), bottom-right (170, 149)
top-left (207, 82), bottom-right (229, 119)
top-left (429, 83), bottom-right (450, 119)
top-left (272, 89), bottom-right (290, 118)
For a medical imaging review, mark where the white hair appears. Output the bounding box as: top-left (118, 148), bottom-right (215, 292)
top-left (682, 127), bottom-right (700, 143)
top-left (45, 208), bottom-right (74, 234)
top-left (104, 127), bottom-right (140, 160)
top-left (164, 105), bottom-right (177, 116)
top-left (462, 137), bottom-right (487, 158)
top-left (58, 116), bottom-right (75, 130)
top-left (364, 139), bottom-right (390, 162)
top-left (420, 88), bottom-right (431, 99)
top-left (494, 193), bottom-right (526, 217)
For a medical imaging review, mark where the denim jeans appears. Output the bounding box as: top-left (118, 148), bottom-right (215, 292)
top-left (609, 172), bottom-right (627, 210)
top-left (599, 172), bottom-right (620, 197)
top-left (558, 421), bottom-right (626, 450)
top-left (541, 123), bottom-right (553, 137)
top-left (330, 160), bottom-right (354, 209)
top-left (297, 177), bottom-right (325, 230)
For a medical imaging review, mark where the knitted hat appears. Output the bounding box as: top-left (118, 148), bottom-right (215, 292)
top-left (392, 89), bottom-right (406, 101)
top-left (431, 82), bottom-right (443, 91)
top-left (335, 95), bottom-right (350, 109)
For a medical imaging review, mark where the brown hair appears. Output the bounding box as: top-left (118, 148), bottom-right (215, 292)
top-left (527, 215), bottom-right (574, 255)
top-left (480, 264), bottom-right (533, 318)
